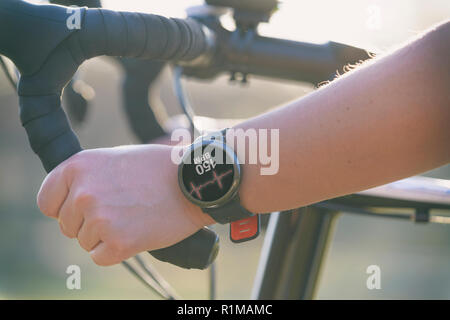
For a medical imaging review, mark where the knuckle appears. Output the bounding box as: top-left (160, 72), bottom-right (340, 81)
top-left (87, 212), bottom-right (110, 234)
top-left (61, 151), bottom-right (90, 179)
top-left (90, 212), bottom-right (107, 226)
top-left (73, 191), bottom-right (97, 210)
top-left (63, 156), bottom-right (83, 176)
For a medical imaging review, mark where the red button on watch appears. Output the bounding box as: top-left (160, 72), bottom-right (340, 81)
top-left (230, 215), bottom-right (260, 243)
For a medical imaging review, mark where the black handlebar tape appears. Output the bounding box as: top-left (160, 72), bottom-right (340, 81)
top-left (19, 95), bottom-right (82, 172)
top-left (1, 2), bottom-right (210, 75)
top-left (75, 8), bottom-right (210, 62)
top-left (151, 227), bottom-right (219, 269)
top-left (10, 1), bottom-right (217, 270)
top-left (119, 58), bottom-right (167, 143)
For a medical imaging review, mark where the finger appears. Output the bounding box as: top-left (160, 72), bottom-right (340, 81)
top-left (37, 159), bottom-right (76, 219)
top-left (90, 242), bottom-right (124, 266)
top-left (77, 219), bottom-right (101, 252)
top-left (58, 190), bottom-right (84, 238)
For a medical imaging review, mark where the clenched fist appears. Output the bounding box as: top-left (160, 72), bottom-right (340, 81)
top-left (37, 144), bottom-right (213, 266)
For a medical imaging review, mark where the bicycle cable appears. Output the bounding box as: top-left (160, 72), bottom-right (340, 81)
top-left (122, 257), bottom-right (177, 300)
top-left (134, 254), bottom-right (180, 299)
top-left (173, 65), bottom-right (201, 137)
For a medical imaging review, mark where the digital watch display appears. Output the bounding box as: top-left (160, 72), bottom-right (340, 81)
top-left (178, 132), bottom-right (260, 243)
top-left (179, 139), bottom-right (241, 207)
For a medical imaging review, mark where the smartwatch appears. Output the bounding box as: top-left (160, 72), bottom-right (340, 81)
top-left (178, 129), bottom-right (259, 242)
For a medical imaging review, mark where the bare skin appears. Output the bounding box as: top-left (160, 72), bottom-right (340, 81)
top-left (37, 21), bottom-right (450, 266)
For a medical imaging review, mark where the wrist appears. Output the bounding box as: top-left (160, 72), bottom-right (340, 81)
top-left (238, 163), bottom-right (259, 214)
top-left (173, 129), bottom-right (258, 226)
top-left (223, 130), bottom-right (259, 214)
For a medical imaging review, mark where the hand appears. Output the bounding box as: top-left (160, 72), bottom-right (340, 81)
top-left (37, 144), bottom-right (213, 266)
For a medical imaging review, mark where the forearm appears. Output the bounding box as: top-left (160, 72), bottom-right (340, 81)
top-left (236, 21), bottom-right (450, 214)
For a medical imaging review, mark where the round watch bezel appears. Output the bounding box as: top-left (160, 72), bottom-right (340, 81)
top-left (178, 139), bottom-right (241, 209)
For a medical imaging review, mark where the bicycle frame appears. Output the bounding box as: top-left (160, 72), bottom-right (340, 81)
top-left (251, 208), bottom-right (339, 299)
top-left (250, 177), bottom-right (450, 299)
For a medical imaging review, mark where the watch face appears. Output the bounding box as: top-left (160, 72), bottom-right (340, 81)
top-left (180, 141), bottom-right (238, 204)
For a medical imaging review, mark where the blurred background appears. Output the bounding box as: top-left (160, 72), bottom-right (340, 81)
top-left (0, 0), bottom-right (449, 299)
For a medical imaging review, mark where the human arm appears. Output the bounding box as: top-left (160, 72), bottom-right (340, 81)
top-left (37, 21), bottom-right (450, 266)
top-left (236, 20), bottom-right (450, 213)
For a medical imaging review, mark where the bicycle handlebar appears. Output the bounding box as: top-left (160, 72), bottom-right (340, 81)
top-left (78, 8), bottom-right (211, 62)
top-left (6, 1), bottom-right (218, 270)
top-left (17, 5), bottom-right (213, 169)
top-left (181, 15), bottom-right (372, 84)
top-left (3, 0), bottom-right (372, 271)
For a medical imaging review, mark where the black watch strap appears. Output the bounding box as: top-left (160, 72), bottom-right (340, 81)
top-left (202, 128), bottom-right (252, 224)
top-left (201, 128), bottom-right (260, 242)
top-left (203, 194), bottom-right (253, 224)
